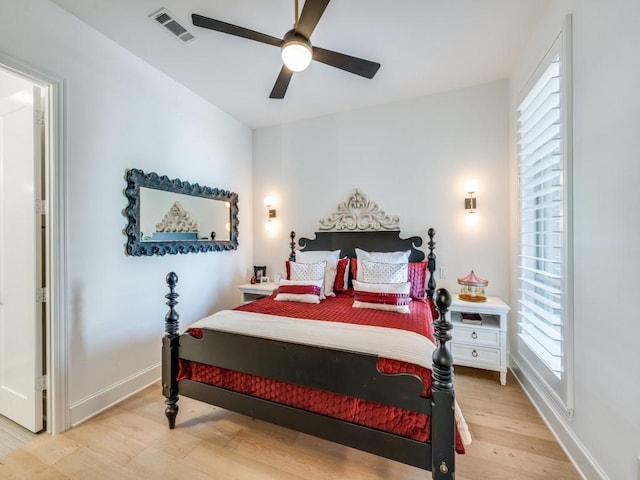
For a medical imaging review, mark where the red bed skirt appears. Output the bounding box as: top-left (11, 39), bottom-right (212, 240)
top-left (178, 294), bottom-right (465, 453)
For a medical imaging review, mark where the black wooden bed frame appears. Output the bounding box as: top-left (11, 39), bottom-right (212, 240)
top-left (162, 228), bottom-right (456, 479)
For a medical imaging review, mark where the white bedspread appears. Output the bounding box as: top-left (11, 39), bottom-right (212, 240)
top-left (187, 309), bottom-right (471, 445)
top-left (190, 309), bottom-right (436, 369)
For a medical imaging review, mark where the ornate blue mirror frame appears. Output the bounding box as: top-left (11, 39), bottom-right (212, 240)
top-left (124, 168), bottom-right (239, 256)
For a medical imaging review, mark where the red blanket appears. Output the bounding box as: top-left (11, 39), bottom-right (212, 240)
top-left (238, 292), bottom-right (437, 338)
top-left (179, 293), bottom-right (464, 453)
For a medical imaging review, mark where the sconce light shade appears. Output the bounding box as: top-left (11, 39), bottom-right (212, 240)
top-left (281, 30), bottom-right (312, 72)
top-left (264, 196), bottom-right (277, 231)
top-left (265, 219), bottom-right (277, 232)
top-left (465, 179), bottom-right (479, 194)
top-left (465, 210), bottom-right (479, 226)
top-left (464, 179), bottom-right (479, 226)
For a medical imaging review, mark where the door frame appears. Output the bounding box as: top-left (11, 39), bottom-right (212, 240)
top-left (0, 51), bottom-right (68, 434)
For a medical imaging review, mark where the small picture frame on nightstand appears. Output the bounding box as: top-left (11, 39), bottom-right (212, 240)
top-left (260, 276), bottom-right (270, 283)
top-left (253, 265), bottom-right (266, 282)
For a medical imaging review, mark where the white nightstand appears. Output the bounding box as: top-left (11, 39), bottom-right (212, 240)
top-left (238, 282), bottom-right (278, 304)
top-left (447, 296), bottom-right (510, 385)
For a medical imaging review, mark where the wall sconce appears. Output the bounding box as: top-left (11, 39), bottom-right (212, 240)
top-left (464, 179), bottom-right (479, 226)
top-left (264, 196), bottom-right (277, 232)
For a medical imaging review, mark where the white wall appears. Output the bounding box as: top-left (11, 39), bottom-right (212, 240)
top-left (253, 81), bottom-right (510, 301)
top-left (509, 1), bottom-right (640, 479)
top-left (0, 0), bottom-right (253, 426)
top-left (6, 3), bottom-right (637, 477)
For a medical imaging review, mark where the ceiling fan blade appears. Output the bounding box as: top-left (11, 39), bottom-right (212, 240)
top-left (269, 67), bottom-right (294, 99)
top-left (296, 0), bottom-right (330, 39)
top-left (192, 14), bottom-right (282, 47)
top-left (312, 47), bottom-right (380, 79)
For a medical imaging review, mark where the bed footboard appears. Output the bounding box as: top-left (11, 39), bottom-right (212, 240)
top-left (162, 272), bottom-right (456, 479)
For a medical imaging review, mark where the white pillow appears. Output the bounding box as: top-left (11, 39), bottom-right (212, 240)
top-left (274, 279), bottom-right (324, 304)
top-left (355, 248), bottom-right (410, 281)
top-left (289, 261), bottom-right (327, 299)
top-left (295, 250), bottom-right (340, 297)
top-left (360, 260), bottom-right (408, 284)
top-left (352, 280), bottom-right (411, 313)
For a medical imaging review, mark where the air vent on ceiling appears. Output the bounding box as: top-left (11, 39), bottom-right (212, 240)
top-left (149, 8), bottom-right (195, 44)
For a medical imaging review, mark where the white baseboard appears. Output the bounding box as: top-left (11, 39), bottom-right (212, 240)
top-left (510, 359), bottom-right (608, 480)
top-left (68, 363), bottom-right (161, 427)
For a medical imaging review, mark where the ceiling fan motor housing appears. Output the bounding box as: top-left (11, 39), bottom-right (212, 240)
top-left (281, 29), bottom-right (313, 72)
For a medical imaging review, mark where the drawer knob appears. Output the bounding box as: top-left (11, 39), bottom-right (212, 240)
top-left (472, 349), bottom-right (478, 357)
top-left (471, 332), bottom-right (478, 339)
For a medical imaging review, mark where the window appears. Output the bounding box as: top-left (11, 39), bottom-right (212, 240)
top-left (516, 22), bottom-right (573, 413)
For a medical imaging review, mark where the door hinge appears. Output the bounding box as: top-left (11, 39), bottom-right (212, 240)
top-left (34, 109), bottom-right (46, 127)
top-left (36, 287), bottom-right (48, 303)
top-left (36, 374), bottom-right (48, 391)
top-left (36, 200), bottom-right (48, 216)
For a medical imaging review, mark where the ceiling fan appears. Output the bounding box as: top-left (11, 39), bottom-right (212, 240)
top-left (191, 0), bottom-right (381, 99)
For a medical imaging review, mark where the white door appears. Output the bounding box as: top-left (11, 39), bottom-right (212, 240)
top-left (0, 84), bottom-right (44, 433)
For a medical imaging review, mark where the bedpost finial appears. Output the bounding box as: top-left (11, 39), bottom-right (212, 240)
top-left (434, 288), bottom-right (451, 311)
top-left (166, 271), bottom-right (178, 287)
top-left (165, 272), bottom-right (180, 336)
top-left (432, 288), bottom-right (454, 391)
top-left (289, 231), bottom-right (297, 261)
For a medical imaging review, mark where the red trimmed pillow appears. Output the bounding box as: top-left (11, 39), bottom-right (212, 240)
top-left (275, 279), bottom-right (324, 304)
top-left (352, 280), bottom-right (411, 313)
top-left (286, 260), bottom-right (327, 299)
top-left (295, 250), bottom-right (340, 297)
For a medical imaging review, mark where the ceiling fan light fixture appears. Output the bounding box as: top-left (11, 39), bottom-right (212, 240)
top-left (192, 3), bottom-right (380, 99)
top-left (281, 31), bottom-right (312, 72)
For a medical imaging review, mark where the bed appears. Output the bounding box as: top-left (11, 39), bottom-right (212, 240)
top-left (162, 190), bottom-right (462, 480)
top-left (162, 194), bottom-right (461, 479)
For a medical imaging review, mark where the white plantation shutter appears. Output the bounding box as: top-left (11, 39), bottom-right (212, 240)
top-left (516, 24), bottom-right (573, 411)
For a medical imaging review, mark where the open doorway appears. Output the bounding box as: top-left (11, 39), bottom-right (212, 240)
top-left (0, 54), bottom-right (66, 439)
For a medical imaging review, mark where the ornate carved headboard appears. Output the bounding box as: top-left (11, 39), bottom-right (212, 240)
top-left (289, 190), bottom-right (437, 297)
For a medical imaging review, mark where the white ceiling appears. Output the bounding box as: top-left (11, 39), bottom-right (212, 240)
top-left (49, 0), bottom-right (549, 128)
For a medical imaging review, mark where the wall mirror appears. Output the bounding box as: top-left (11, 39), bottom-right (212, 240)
top-left (124, 168), bottom-right (239, 256)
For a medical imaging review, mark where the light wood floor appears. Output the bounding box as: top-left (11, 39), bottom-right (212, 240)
top-left (0, 367), bottom-right (581, 479)
top-left (0, 415), bottom-right (37, 458)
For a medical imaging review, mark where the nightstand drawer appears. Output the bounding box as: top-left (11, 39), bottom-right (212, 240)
top-left (453, 324), bottom-right (500, 347)
top-left (452, 344), bottom-right (501, 367)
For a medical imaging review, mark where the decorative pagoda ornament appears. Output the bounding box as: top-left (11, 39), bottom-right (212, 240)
top-left (457, 270), bottom-right (488, 302)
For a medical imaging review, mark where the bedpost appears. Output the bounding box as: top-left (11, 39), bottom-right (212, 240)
top-left (162, 271), bottom-right (180, 429)
top-left (431, 288), bottom-right (455, 480)
top-left (289, 230), bottom-right (296, 261)
top-left (426, 228), bottom-right (436, 299)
